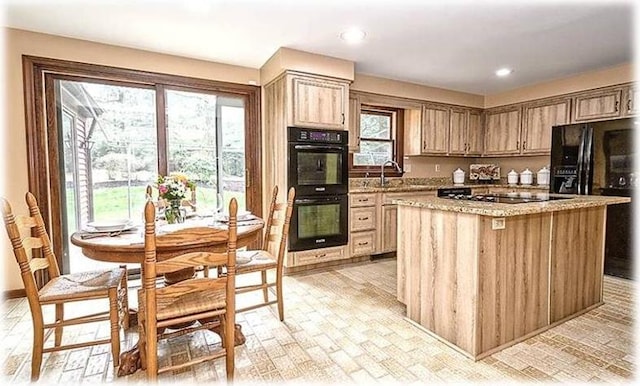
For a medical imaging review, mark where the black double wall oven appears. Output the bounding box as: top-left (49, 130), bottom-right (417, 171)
top-left (288, 127), bottom-right (349, 252)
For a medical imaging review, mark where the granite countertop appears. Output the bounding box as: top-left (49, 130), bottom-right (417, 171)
top-left (349, 177), bottom-right (550, 194)
top-left (393, 194), bottom-right (630, 217)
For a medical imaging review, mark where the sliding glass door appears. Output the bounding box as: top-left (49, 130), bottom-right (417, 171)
top-left (25, 57), bottom-right (261, 275)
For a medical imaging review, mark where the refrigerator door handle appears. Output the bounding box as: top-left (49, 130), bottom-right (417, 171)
top-left (577, 128), bottom-right (586, 195)
top-left (584, 127), bottom-right (594, 195)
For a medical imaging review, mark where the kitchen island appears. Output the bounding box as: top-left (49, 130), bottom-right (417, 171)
top-left (395, 194), bottom-right (630, 360)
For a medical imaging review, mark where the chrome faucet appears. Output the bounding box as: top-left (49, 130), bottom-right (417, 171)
top-left (380, 159), bottom-right (402, 186)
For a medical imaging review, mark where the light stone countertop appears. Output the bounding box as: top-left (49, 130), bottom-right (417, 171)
top-left (393, 194), bottom-right (630, 217)
top-left (349, 183), bottom-right (550, 194)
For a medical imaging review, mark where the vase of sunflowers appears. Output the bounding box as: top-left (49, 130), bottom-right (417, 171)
top-left (157, 173), bottom-right (195, 224)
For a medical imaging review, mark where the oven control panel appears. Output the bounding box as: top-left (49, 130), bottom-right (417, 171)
top-left (289, 127), bottom-right (347, 144)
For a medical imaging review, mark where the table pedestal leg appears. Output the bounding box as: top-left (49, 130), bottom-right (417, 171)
top-left (116, 323), bottom-right (245, 376)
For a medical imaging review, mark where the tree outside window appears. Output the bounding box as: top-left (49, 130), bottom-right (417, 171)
top-left (351, 106), bottom-right (404, 176)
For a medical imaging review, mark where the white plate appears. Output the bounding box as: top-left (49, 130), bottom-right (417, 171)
top-left (86, 219), bottom-right (133, 232)
top-left (215, 211), bottom-right (253, 222)
top-left (84, 223), bottom-right (136, 233)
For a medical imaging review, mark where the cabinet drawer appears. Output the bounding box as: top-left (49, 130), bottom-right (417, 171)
top-left (350, 231), bottom-right (376, 256)
top-left (292, 245), bottom-right (347, 266)
top-left (350, 193), bottom-right (377, 207)
top-left (350, 207), bottom-right (376, 231)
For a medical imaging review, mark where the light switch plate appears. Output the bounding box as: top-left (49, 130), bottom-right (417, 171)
top-left (492, 218), bottom-right (506, 230)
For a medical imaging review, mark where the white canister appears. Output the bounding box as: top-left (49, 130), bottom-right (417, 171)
top-left (537, 166), bottom-right (550, 186)
top-left (453, 168), bottom-right (465, 185)
top-left (520, 168), bottom-right (533, 185)
top-left (507, 169), bottom-right (518, 185)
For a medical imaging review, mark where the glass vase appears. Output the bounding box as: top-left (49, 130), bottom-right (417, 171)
top-left (164, 200), bottom-right (185, 224)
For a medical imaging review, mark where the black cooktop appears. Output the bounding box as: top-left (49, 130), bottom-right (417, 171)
top-left (442, 193), bottom-right (570, 204)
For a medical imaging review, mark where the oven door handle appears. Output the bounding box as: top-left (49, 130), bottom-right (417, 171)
top-left (295, 197), bottom-right (343, 204)
top-left (294, 144), bottom-right (345, 151)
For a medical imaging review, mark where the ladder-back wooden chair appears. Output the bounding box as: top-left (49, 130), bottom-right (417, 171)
top-left (233, 186), bottom-right (295, 321)
top-left (1, 193), bottom-right (129, 381)
top-left (138, 198), bottom-right (238, 381)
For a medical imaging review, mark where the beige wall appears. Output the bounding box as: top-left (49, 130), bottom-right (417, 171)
top-left (2, 28), bottom-right (261, 292)
top-left (403, 156), bottom-right (472, 179)
top-left (485, 63), bottom-right (634, 108)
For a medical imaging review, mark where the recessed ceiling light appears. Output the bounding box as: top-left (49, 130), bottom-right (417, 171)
top-left (495, 68), bottom-right (513, 77)
top-left (340, 28), bottom-right (366, 44)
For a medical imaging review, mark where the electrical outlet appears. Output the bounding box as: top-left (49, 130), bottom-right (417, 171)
top-left (435, 164), bottom-right (441, 172)
top-left (492, 218), bottom-right (506, 230)
top-left (404, 163), bottom-right (411, 172)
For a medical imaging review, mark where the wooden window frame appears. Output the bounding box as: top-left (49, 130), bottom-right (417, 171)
top-left (349, 105), bottom-right (404, 177)
top-left (22, 55), bottom-right (262, 273)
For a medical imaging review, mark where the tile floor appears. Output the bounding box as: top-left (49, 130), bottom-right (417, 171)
top-left (2, 258), bottom-right (636, 384)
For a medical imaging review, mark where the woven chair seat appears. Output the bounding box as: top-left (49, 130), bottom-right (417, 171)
top-left (39, 268), bottom-right (125, 303)
top-left (139, 287), bottom-right (227, 321)
top-left (236, 250), bottom-right (277, 274)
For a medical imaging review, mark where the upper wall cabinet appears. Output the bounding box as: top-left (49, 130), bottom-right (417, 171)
top-left (521, 98), bottom-right (570, 155)
top-left (449, 108), bottom-right (484, 156)
top-left (624, 85), bottom-right (640, 116)
top-left (484, 106), bottom-right (521, 155)
top-left (289, 74), bottom-right (349, 130)
top-left (421, 104), bottom-right (450, 154)
top-left (571, 87), bottom-right (624, 123)
top-left (348, 94), bottom-right (361, 152)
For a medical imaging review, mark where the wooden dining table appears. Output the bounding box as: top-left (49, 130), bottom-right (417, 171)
top-left (70, 216), bottom-right (264, 376)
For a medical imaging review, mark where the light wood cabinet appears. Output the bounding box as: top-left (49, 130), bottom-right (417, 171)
top-left (378, 191), bottom-right (436, 254)
top-left (624, 85), bottom-right (640, 116)
top-left (348, 94), bottom-right (361, 152)
top-left (484, 106), bottom-right (522, 155)
top-left (289, 74), bottom-right (349, 130)
top-left (404, 108), bottom-right (423, 155)
top-left (572, 88), bottom-right (623, 122)
top-left (521, 98), bottom-right (570, 154)
top-left (349, 193), bottom-right (378, 257)
top-left (449, 108), bottom-right (484, 156)
top-left (421, 104), bottom-right (450, 154)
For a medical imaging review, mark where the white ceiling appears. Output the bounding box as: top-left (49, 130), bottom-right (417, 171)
top-left (2, 0), bottom-right (635, 95)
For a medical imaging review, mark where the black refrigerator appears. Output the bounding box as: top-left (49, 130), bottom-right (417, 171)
top-left (550, 118), bottom-right (635, 279)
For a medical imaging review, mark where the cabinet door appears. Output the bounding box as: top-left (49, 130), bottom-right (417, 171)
top-left (404, 108), bottom-right (423, 155)
top-left (449, 109), bottom-right (467, 155)
top-left (379, 204), bottom-right (398, 253)
top-left (291, 76), bottom-right (348, 129)
top-left (522, 99), bottom-right (570, 154)
top-left (624, 85), bottom-right (640, 116)
top-left (348, 94), bottom-right (361, 152)
top-left (421, 105), bottom-right (450, 154)
top-left (572, 89), bottom-right (623, 122)
top-left (484, 107), bottom-right (521, 155)
top-left (466, 110), bottom-right (484, 156)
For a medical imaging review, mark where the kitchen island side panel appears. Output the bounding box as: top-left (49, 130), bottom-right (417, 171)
top-left (477, 213), bottom-right (551, 355)
top-left (398, 206), bottom-right (479, 355)
top-left (550, 206), bottom-right (606, 323)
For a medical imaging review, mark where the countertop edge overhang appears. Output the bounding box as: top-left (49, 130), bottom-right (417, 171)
top-left (393, 195), bottom-right (631, 217)
top-left (349, 184), bottom-right (549, 194)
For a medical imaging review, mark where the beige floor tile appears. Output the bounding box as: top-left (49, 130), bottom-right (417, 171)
top-left (1, 259), bottom-right (635, 384)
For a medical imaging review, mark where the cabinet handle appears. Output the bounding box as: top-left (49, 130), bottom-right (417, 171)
top-left (358, 242), bottom-right (369, 246)
top-left (342, 113), bottom-right (345, 125)
top-left (523, 141), bottom-right (526, 150)
top-left (615, 100), bottom-right (619, 112)
top-left (317, 253), bottom-right (326, 258)
top-left (359, 199), bottom-right (369, 203)
top-left (358, 217), bottom-right (369, 221)
top-left (628, 99), bottom-right (632, 113)
top-left (516, 140), bottom-right (520, 150)
top-left (423, 141), bottom-right (426, 150)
